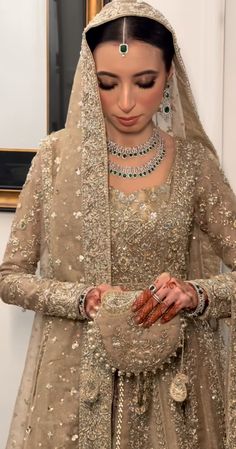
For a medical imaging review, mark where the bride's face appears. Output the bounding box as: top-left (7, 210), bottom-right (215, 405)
top-left (93, 39), bottom-right (170, 140)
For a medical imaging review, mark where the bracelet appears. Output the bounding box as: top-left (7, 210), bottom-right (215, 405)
top-left (184, 281), bottom-right (208, 317)
top-left (78, 286), bottom-right (95, 320)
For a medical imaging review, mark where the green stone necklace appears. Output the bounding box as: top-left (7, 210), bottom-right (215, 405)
top-left (109, 136), bottom-right (166, 178)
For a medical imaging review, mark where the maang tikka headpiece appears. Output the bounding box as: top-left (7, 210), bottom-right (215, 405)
top-left (119, 17), bottom-right (129, 56)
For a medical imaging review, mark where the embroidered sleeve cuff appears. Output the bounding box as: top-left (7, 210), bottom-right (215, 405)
top-left (191, 274), bottom-right (235, 320)
top-left (45, 282), bottom-right (87, 321)
top-left (0, 273), bottom-right (87, 321)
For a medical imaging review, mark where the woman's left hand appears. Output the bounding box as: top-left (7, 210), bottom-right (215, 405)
top-left (85, 284), bottom-right (124, 319)
top-left (132, 272), bottom-right (198, 327)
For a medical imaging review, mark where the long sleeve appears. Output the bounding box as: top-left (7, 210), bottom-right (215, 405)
top-left (0, 146), bottom-right (86, 320)
top-left (192, 147), bottom-right (236, 319)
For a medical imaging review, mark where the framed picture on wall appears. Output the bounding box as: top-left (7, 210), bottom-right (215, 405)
top-left (48, 0), bottom-right (110, 133)
top-left (0, 149), bottom-right (36, 211)
top-left (0, 1), bottom-right (109, 212)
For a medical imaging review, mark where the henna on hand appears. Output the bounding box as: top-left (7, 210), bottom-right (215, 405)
top-left (132, 288), bottom-right (153, 312)
top-left (132, 272), bottom-right (199, 327)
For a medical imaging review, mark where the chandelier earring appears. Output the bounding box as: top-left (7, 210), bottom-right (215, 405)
top-left (159, 83), bottom-right (172, 122)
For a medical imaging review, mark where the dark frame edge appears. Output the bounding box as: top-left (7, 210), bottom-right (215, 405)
top-left (0, 148), bottom-right (37, 212)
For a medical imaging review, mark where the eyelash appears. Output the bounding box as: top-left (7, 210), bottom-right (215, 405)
top-left (98, 80), bottom-right (156, 90)
top-left (98, 83), bottom-right (116, 91)
top-left (138, 80), bottom-right (156, 89)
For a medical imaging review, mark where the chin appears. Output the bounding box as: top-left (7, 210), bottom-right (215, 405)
top-left (122, 123), bottom-right (153, 135)
top-left (115, 121), bottom-right (150, 134)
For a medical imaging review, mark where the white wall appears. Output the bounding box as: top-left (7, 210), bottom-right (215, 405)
top-left (0, 0), bottom-right (47, 148)
top-left (223, 0), bottom-right (236, 191)
top-left (0, 215), bottom-right (34, 449)
top-left (0, 1), bottom-right (47, 447)
top-left (148, 0), bottom-right (225, 154)
top-left (0, 1), bottom-right (235, 448)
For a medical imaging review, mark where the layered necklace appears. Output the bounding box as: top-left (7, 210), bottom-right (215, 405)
top-left (108, 127), bottom-right (166, 178)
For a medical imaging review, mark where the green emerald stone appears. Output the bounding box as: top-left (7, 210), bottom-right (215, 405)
top-left (119, 44), bottom-right (128, 55)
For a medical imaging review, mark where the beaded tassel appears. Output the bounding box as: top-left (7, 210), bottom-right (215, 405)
top-left (115, 374), bottom-right (125, 449)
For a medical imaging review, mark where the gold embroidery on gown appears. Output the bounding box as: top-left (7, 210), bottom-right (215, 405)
top-left (1, 138), bottom-right (234, 448)
top-left (0, 1), bottom-right (236, 448)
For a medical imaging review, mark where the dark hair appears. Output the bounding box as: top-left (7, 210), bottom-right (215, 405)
top-left (86, 16), bottom-right (175, 72)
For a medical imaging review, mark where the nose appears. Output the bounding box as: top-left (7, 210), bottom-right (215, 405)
top-left (118, 84), bottom-right (136, 113)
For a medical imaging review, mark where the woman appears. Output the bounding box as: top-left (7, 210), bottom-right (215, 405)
top-left (0, 0), bottom-right (236, 448)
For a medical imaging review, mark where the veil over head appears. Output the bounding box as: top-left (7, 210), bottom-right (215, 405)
top-left (59, 0), bottom-right (220, 288)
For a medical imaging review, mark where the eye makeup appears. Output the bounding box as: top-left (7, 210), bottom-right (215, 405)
top-left (135, 77), bottom-right (157, 89)
top-left (97, 77), bottom-right (157, 90)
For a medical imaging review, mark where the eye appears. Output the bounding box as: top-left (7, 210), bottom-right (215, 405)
top-left (98, 81), bottom-right (117, 91)
top-left (136, 79), bottom-right (156, 89)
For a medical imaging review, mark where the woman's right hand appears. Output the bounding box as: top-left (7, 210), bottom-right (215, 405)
top-left (85, 284), bottom-right (123, 319)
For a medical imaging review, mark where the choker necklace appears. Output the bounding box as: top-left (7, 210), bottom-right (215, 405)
top-left (109, 135), bottom-right (166, 178)
top-left (107, 127), bottom-right (160, 158)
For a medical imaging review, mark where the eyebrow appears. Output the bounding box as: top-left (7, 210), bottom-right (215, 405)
top-left (96, 70), bottom-right (158, 78)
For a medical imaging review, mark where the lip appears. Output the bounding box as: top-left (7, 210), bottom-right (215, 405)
top-left (116, 115), bottom-right (141, 126)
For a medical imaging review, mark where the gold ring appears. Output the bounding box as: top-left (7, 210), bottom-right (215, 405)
top-left (153, 293), bottom-right (162, 304)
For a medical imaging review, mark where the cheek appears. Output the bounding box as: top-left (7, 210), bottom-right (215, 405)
top-left (140, 86), bottom-right (164, 111)
top-left (98, 91), bottom-right (114, 114)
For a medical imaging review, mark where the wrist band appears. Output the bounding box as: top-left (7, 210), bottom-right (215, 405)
top-left (78, 286), bottom-right (95, 320)
top-left (184, 281), bottom-right (208, 317)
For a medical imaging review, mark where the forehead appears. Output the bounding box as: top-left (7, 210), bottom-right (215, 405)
top-left (93, 40), bottom-right (165, 74)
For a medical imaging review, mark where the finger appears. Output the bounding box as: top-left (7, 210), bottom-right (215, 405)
top-left (85, 301), bottom-right (96, 317)
top-left (87, 287), bottom-right (101, 300)
top-left (147, 289), bottom-right (176, 322)
top-left (155, 289), bottom-right (189, 324)
top-left (90, 290), bottom-right (101, 306)
top-left (134, 286), bottom-right (167, 323)
top-left (100, 287), bottom-right (124, 301)
top-left (142, 302), bottom-right (168, 327)
top-left (88, 310), bottom-right (98, 320)
top-left (134, 297), bottom-right (157, 324)
top-left (165, 279), bottom-right (177, 289)
top-left (86, 302), bottom-right (101, 320)
top-left (112, 286), bottom-right (124, 292)
top-left (85, 292), bottom-right (101, 316)
top-left (153, 272), bottom-right (171, 289)
top-left (132, 289), bottom-right (152, 312)
top-left (161, 302), bottom-right (182, 323)
top-left (163, 286), bottom-right (193, 310)
top-left (161, 288), bottom-right (180, 309)
top-left (141, 286), bottom-right (181, 327)
top-left (97, 284), bottom-right (111, 294)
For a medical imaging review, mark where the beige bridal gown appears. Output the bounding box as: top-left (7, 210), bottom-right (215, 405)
top-left (0, 1), bottom-right (236, 448)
